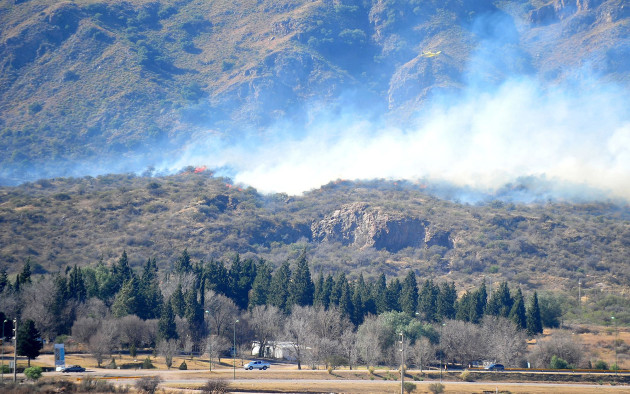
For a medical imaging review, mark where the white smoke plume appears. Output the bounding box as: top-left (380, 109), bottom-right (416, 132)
top-left (164, 73), bottom-right (630, 202)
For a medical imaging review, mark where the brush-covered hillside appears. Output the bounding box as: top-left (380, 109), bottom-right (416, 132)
top-left (1, 172), bottom-right (629, 296)
top-left (0, 0), bottom-right (629, 183)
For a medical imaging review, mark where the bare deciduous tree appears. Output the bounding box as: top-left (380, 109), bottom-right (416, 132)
top-left (283, 306), bottom-right (312, 370)
top-left (440, 320), bottom-right (485, 367)
top-left (20, 279), bottom-right (58, 341)
top-left (118, 314), bottom-right (147, 350)
top-left (72, 317), bottom-right (101, 345)
top-left (481, 316), bottom-right (527, 367)
top-left (410, 337), bottom-right (435, 371)
top-left (88, 331), bottom-right (113, 367)
top-left (75, 297), bottom-right (109, 320)
top-left (250, 305), bottom-right (284, 358)
top-left (204, 290), bottom-right (239, 337)
top-left (205, 334), bottom-right (230, 365)
top-left (158, 339), bottom-right (180, 369)
top-left (356, 315), bottom-right (388, 367)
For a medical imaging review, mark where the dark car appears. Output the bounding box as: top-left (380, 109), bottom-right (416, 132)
top-left (61, 365), bottom-right (86, 372)
top-left (484, 363), bottom-right (505, 371)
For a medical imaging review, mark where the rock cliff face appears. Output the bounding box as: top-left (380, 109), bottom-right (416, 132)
top-left (311, 202), bottom-right (431, 252)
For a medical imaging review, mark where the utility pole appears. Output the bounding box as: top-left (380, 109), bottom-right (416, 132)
top-left (1, 319), bottom-right (6, 382)
top-left (205, 310), bottom-right (212, 372)
top-left (13, 318), bottom-right (17, 383)
top-left (399, 332), bottom-right (404, 394)
top-left (233, 319), bottom-right (239, 380)
top-left (440, 323), bottom-right (445, 383)
top-left (611, 316), bottom-right (619, 375)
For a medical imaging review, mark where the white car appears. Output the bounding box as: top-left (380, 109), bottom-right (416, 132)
top-left (244, 360), bottom-right (271, 370)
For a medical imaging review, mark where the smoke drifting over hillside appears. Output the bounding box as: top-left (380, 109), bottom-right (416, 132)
top-left (167, 72), bottom-right (630, 202)
top-left (159, 10), bottom-right (630, 203)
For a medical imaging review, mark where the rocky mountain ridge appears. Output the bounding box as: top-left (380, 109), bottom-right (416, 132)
top-left (0, 0), bottom-right (628, 183)
top-left (1, 174), bottom-right (628, 294)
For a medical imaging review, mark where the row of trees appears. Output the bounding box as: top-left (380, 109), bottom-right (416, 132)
top-left (0, 251), bottom-right (564, 369)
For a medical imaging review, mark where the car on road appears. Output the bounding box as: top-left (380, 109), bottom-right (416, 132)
top-left (244, 360), bottom-right (271, 370)
top-left (484, 363), bottom-right (505, 371)
top-left (61, 365), bottom-right (86, 372)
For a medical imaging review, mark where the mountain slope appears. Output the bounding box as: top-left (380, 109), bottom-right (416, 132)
top-left (0, 0), bottom-right (628, 183)
top-left (0, 173), bottom-right (628, 294)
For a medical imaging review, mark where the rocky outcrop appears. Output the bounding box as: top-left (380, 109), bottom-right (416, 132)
top-left (311, 202), bottom-right (429, 252)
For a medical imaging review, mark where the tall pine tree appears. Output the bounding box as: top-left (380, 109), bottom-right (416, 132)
top-left (158, 299), bottom-right (178, 341)
top-left (268, 261), bottom-right (291, 313)
top-left (526, 291), bottom-right (543, 336)
top-left (16, 319), bottom-right (42, 367)
top-left (288, 253), bottom-right (314, 307)
top-left (509, 288), bottom-right (527, 330)
top-left (248, 260), bottom-right (272, 309)
top-left (400, 271), bottom-right (419, 316)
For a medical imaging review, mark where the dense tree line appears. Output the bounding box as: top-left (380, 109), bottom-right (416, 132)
top-left (0, 251), bottom-right (562, 369)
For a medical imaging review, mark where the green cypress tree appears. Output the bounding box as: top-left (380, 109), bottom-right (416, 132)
top-left (184, 288), bottom-right (204, 336)
top-left (288, 253), bottom-right (314, 307)
top-left (351, 283), bottom-right (364, 326)
top-left (21, 259), bottom-right (32, 285)
top-left (174, 249), bottom-right (192, 273)
top-left (358, 274), bottom-right (376, 316)
top-left (16, 319), bottom-right (42, 367)
top-left (330, 273), bottom-right (347, 306)
top-left (526, 292), bottom-right (543, 336)
top-left (475, 282), bottom-right (488, 321)
top-left (455, 291), bottom-right (473, 322)
top-left (509, 288), bottom-right (527, 330)
top-left (386, 278), bottom-right (402, 312)
top-left (171, 284), bottom-right (185, 318)
top-left (486, 281), bottom-right (513, 318)
top-left (111, 277), bottom-right (140, 318)
top-left (321, 274), bottom-right (334, 309)
top-left (158, 299), bottom-right (178, 341)
top-left (113, 251), bottom-right (132, 284)
top-left (0, 268), bottom-right (8, 293)
top-left (339, 280), bottom-right (354, 320)
top-left (268, 261), bottom-right (291, 313)
top-left (249, 260), bottom-right (272, 309)
top-left (139, 258), bottom-right (163, 319)
top-left (437, 282), bottom-right (457, 321)
top-left (204, 260), bottom-right (229, 296)
top-left (400, 271), bottom-right (419, 316)
top-left (418, 279), bottom-right (438, 322)
top-left (68, 265), bottom-right (87, 303)
top-left (374, 273), bottom-right (389, 314)
top-left (313, 272), bottom-right (324, 308)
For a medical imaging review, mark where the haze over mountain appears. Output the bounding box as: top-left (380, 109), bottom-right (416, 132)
top-left (1, 0), bottom-right (629, 201)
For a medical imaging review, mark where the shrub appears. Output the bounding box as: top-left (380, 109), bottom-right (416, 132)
top-left (460, 369), bottom-right (473, 381)
top-left (428, 382), bottom-right (445, 394)
top-left (142, 357), bottom-right (155, 369)
top-left (179, 360), bottom-right (187, 370)
top-left (0, 364), bottom-right (9, 373)
top-left (24, 366), bottom-right (43, 381)
top-left (135, 376), bottom-right (162, 394)
top-left (327, 365), bottom-right (333, 374)
top-left (550, 355), bottom-right (571, 369)
top-left (107, 357), bottom-right (117, 369)
top-left (368, 365), bottom-right (375, 375)
top-left (594, 360), bottom-right (609, 370)
top-left (403, 381), bottom-right (416, 393)
top-left (201, 379), bottom-right (229, 394)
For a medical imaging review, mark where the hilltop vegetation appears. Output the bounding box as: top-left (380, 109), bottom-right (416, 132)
top-left (0, 0), bottom-right (628, 182)
top-left (0, 172), bottom-right (628, 303)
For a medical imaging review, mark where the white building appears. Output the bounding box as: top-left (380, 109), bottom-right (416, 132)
top-left (251, 341), bottom-right (297, 361)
